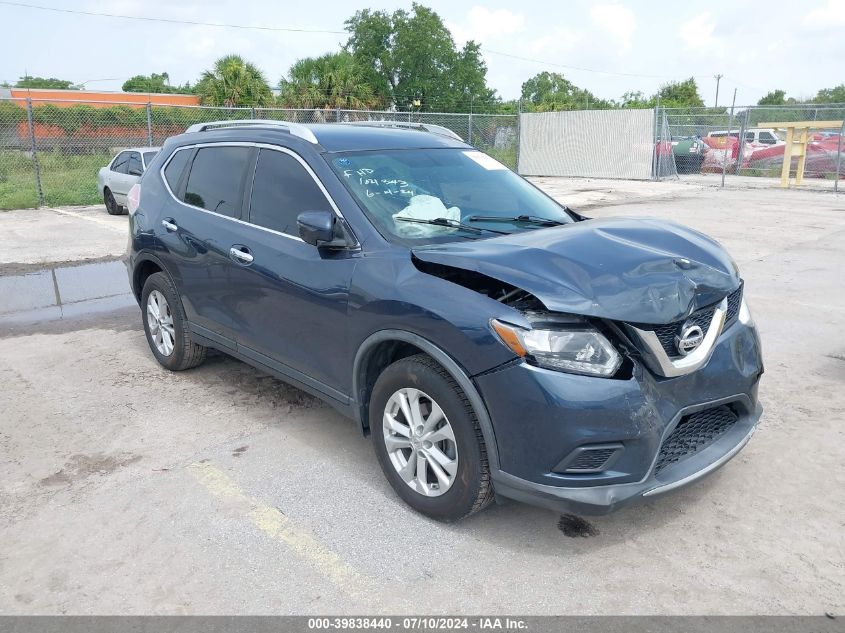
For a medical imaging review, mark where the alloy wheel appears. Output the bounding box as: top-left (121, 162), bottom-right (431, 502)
top-left (382, 387), bottom-right (458, 497)
top-left (146, 290), bottom-right (175, 356)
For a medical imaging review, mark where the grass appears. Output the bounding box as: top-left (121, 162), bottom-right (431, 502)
top-left (0, 150), bottom-right (110, 210)
top-left (482, 145), bottom-right (518, 170)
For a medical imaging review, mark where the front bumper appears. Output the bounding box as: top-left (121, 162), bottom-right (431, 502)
top-left (474, 320), bottom-right (763, 515)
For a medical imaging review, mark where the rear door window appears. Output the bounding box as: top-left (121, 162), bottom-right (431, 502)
top-left (127, 152), bottom-right (143, 175)
top-left (183, 146), bottom-right (251, 218)
top-left (111, 152), bottom-right (130, 174)
top-left (248, 149), bottom-right (331, 236)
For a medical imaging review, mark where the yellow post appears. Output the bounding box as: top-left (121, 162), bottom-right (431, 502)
top-left (780, 126), bottom-right (794, 188)
top-left (794, 127), bottom-right (809, 186)
top-left (759, 121), bottom-right (843, 188)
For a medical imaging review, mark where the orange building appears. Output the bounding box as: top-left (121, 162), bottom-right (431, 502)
top-left (7, 87), bottom-right (200, 107)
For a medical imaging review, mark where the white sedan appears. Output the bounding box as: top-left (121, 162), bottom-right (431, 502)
top-left (97, 147), bottom-right (160, 215)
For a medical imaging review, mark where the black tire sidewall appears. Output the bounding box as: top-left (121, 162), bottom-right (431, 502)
top-left (104, 189), bottom-right (120, 215)
top-left (140, 272), bottom-right (190, 371)
top-left (370, 357), bottom-right (485, 521)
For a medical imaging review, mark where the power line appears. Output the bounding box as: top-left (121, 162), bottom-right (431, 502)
top-left (482, 48), bottom-right (710, 80)
top-left (0, 1), bottom-right (346, 34)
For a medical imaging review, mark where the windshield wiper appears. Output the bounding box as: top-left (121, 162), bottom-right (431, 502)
top-left (395, 216), bottom-right (508, 235)
top-left (466, 214), bottom-right (567, 227)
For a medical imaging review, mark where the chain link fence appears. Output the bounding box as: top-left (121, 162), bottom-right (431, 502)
top-left (1, 96), bottom-right (843, 210)
top-left (661, 104), bottom-right (845, 184)
top-left (0, 97), bottom-right (518, 209)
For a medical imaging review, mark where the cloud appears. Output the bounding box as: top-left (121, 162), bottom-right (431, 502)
top-left (678, 12), bottom-right (717, 50)
top-left (803, 0), bottom-right (845, 27)
top-left (447, 6), bottom-right (526, 47)
top-left (589, 4), bottom-right (636, 50)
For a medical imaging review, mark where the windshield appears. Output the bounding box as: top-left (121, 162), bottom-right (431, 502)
top-left (328, 148), bottom-right (574, 245)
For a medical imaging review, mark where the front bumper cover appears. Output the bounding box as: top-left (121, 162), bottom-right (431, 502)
top-left (490, 399), bottom-right (761, 515)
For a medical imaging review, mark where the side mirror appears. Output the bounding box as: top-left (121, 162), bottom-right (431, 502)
top-left (129, 168), bottom-right (143, 176)
top-left (297, 210), bottom-right (348, 248)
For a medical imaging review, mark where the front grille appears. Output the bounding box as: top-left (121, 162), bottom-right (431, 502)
top-left (654, 405), bottom-right (738, 475)
top-left (636, 284), bottom-right (743, 358)
top-left (725, 283), bottom-right (743, 325)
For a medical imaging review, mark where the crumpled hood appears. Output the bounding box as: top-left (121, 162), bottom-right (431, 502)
top-left (412, 217), bottom-right (740, 324)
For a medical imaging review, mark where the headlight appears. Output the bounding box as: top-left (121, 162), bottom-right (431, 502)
top-left (739, 295), bottom-right (754, 325)
top-left (491, 319), bottom-right (622, 377)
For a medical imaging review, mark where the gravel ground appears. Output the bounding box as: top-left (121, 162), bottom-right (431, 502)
top-left (0, 182), bottom-right (843, 615)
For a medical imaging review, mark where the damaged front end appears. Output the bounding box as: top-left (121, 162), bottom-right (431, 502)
top-left (410, 256), bottom-right (633, 381)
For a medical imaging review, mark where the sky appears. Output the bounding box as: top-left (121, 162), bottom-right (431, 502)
top-left (1, 0), bottom-right (844, 107)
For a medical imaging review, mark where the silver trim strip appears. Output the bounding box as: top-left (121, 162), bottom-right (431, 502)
top-left (626, 298), bottom-right (728, 378)
top-left (157, 141), bottom-right (358, 247)
top-left (642, 422), bottom-right (756, 497)
top-left (185, 119), bottom-right (319, 144)
top-left (341, 120), bottom-right (463, 141)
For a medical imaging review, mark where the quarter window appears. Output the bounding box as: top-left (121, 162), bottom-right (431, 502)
top-left (163, 148), bottom-right (191, 191)
top-left (111, 152), bottom-right (130, 174)
top-left (142, 151), bottom-right (158, 167)
top-left (248, 149), bottom-right (331, 235)
top-left (183, 146), bottom-right (251, 217)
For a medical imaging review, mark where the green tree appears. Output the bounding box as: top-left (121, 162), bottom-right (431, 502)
top-left (813, 84), bottom-right (845, 104)
top-left (653, 77), bottom-right (704, 108)
top-left (14, 75), bottom-right (81, 89)
top-left (618, 90), bottom-right (649, 108)
top-left (122, 72), bottom-right (193, 94)
top-left (279, 51), bottom-right (380, 109)
top-left (520, 72), bottom-right (611, 111)
top-left (195, 55), bottom-right (273, 107)
top-left (344, 3), bottom-right (496, 112)
top-left (758, 90), bottom-right (786, 106)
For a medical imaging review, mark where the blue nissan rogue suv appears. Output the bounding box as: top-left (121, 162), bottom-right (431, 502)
top-left (126, 119), bottom-right (763, 522)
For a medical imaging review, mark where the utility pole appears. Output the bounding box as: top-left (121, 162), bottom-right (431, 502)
top-left (714, 74), bottom-right (723, 108)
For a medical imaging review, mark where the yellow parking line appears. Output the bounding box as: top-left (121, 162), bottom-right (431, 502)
top-left (187, 461), bottom-right (369, 598)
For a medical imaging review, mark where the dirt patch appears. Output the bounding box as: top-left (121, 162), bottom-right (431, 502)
top-left (39, 452), bottom-right (142, 487)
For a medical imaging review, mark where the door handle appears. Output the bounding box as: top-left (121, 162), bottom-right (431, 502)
top-left (161, 219), bottom-right (178, 232)
top-left (229, 246), bottom-right (254, 265)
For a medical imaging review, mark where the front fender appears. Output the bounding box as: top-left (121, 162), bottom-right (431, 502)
top-left (352, 328), bottom-right (502, 471)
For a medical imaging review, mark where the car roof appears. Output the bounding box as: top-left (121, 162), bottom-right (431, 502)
top-left (116, 147), bottom-right (162, 154)
top-left (173, 123), bottom-right (471, 153)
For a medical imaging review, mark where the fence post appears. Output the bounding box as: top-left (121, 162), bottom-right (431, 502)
top-left (468, 110), bottom-right (473, 145)
top-left (515, 99), bottom-right (522, 174)
top-left (146, 102), bottom-right (153, 147)
top-left (651, 105), bottom-right (660, 181)
top-left (336, 107), bottom-right (341, 123)
top-left (721, 89), bottom-right (737, 188)
top-left (735, 109), bottom-right (749, 177)
top-left (835, 119), bottom-right (844, 193)
top-left (251, 107), bottom-right (256, 119)
top-left (25, 97), bottom-right (45, 207)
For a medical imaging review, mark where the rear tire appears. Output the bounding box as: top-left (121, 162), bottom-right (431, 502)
top-left (370, 354), bottom-right (493, 522)
top-left (104, 188), bottom-right (122, 215)
top-left (141, 272), bottom-right (206, 371)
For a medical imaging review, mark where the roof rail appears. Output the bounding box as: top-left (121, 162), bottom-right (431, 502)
top-left (341, 120), bottom-right (463, 142)
top-left (184, 119), bottom-right (318, 144)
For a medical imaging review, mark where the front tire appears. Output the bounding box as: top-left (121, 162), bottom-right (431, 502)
top-left (370, 354), bottom-right (493, 522)
top-left (141, 272), bottom-right (206, 371)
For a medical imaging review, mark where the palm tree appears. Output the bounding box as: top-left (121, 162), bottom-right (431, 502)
top-left (196, 54), bottom-right (273, 107)
top-left (279, 51), bottom-right (380, 110)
